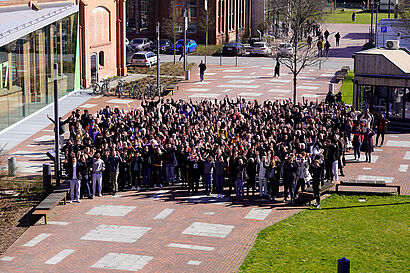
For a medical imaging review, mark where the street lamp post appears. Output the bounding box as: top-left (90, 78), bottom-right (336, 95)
top-left (205, 0), bottom-right (208, 65)
top-left (156, 22), bottom-right (160, 98)
top-left (370, 0), bottom-right (374, 45)
top-left (375, 3), bottom-right (379, 47)
top-left (388, 0), bottom-right (391, 18)
top-left (183, 1), bottom-right (187, 73)
top-left (53, 63), bottom-right (60, 187)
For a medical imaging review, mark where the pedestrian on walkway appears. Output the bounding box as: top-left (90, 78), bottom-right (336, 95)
top-left (179, 48), bottom-right (184, 61)
top-left (324, 40), bottom-right (331, 57)
top-left (317, 39), bottom-right (323, 57)
top-left (199, 60), bottom-right (206, 82)
top-left (307, 36), bottom-right (312, 48)
top-left (375, 114), bottom-right (389, 147)
top-left (324, 30), bottom-right (330, 41)
top-left (335, 32), bottom-right (341, 46)
top-left (274, 58), bottom-right (280, 77)
top-left (363, 130), bottom-right (375, 163)
top-left (352, 12), bottom-right (356, 22)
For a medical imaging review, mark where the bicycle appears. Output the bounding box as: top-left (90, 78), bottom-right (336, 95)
top-left (91, 80), bottom-right (101, 94)
top-left (115, 79), bottom-right (125, 98)
top-left (145, 83), bottom-right (158, 100)
top-left (101, 79), bottom-right (110, 96)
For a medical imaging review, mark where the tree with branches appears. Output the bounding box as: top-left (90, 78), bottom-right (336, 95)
top-left (268, 0), bottom-right (329, 103)
top-left (163, 0), bottom-right (183, 63)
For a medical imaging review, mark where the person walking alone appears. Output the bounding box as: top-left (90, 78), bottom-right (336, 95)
top-left (335, 32), bottom-right (341, 46)
top-left (317, 39), bottom-right (323, 57)
top-left (199, 60), bottom-right (206, 82)
top-left (375, 114), bottom-right (389, 147)
top-left (274, 58), bottom-right (280, 77)
top-left (324, 40), bottom-right (331, 57)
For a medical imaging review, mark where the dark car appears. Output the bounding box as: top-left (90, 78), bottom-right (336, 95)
top-left (222, 42), bottom-right (246, 56)
top-left (150, 39), bottom-right (172, 53)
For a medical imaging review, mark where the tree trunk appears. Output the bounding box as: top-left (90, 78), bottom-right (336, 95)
top-left (293, 75), bottom-right (297, 104)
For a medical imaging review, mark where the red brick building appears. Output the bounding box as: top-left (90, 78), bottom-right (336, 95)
top-left (126, 0), bottom-right (251, 44)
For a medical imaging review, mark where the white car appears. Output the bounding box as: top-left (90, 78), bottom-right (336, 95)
top-left (130, 51), bottom-right (157, 67)
top-left (277, 43), bottom-right (294, 57)
top-left (250, 42), bottom-right (272, 56)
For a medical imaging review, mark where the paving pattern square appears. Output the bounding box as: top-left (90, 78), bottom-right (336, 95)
top-left (92, 253), bottom-right (153, 272)
top-left (10, 151), bottom-right (48, 158)
top-left (228, 80), bottom-right (255, 84)
top-left (189, 93), bottom-right (221, 98)
top-left (168, 243), bottom-right (215, 251)
top-left (81, 225), bottom-right (151, 243)
top-left (399, 165), bottom-right (408, 172)
top-left (268, 89), bottom-right (291, 93)
top-left (80, 103), bottom-right (97, 108)
top-left (193, 81), bottom-right (211, 85)
top-left (153, 208), bottom-right (175, 220)
top-left (182, 222), bottom-right (234, 238)
top-left (188, 260), bottom-right (202, 265)
top-left (238, 92), bottom-right (262, 97)
top-left (357, 175), bottom-right (394, 183)
top-left (218, 84), bottom-right (260, 89)
top-left (0, 256), bottom-right (14, 261)
top-left (86, 205), bottom-right (136, 217)
top-left (48, 221), bottom-right (70, 226)
top-left (270, 79), bottom-right (291, 83)
top-left (404, 151), bottom-right (410, 160)
top-left (298, 85), bottom-right (319, 90)
top-left (244, 208), bottom-right (272, 220)
top-left (385, 141), bottom-right (410, 147)
top-left (23, 233), bottom-right (51, 247)
top-left (106, 99), bottom-right (134, 104)
top-left (45, 249), bottom-right (75, 264)
top-left (186, 88), bottom-right (210, 92)
top-left (34, 135), bottom-right (54, 142)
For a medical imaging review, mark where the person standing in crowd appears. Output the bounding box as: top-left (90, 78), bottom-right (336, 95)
top-left (164, 144), bottom-right (176, 186)
top-left (274, 58), bottom-right (280, 77)
top-left (92, 153), bottom-right (105, 197)
top-left (257, 155), bottom-right (269, 197)
top-left (309, 160), bottom-right (324, 208)
top-left (294, 155), bottom-right (308, 202)
top-left (335, 32), bottom-right (341, 46)
top-left (323, 139), bottom-right (338, 182)
top-left (307, 35), bottom-right (312, 48)
top-left (199, 60), bottom-right (207, 82)
top-left (363, 130), bottom-right (375, 163)
top-left (203, 156), bottom-right (214, 196)
top-left (47, 114), bottom-right (73, 149)
top-left (283, 155), bottom-right (297, 202)
top-left (78, 153), bottom-right (91, 199)
top-left (152, 147), bottom-right (164, 188)
top-left (324, 40), bottom-right (331, 57)
top-left (235, 158), bottom-right (247, 200)
top-left (65, 155), bottom-right (81, 203)
top-left (246, 157), bottom-right (257, 196)
top-left (324, 30), bottom-right (330, 41)
top-left (375, 114), bottom-right (389, 147)
top-left (266, 158), bottom-right (280, 201)
top-left (108, 150), bottom-right (121, 195)
top-left (317, 39), bottom-right (323, 57)
top-left (188, 153), bottom-right (201, 194)
top-left (352, 125), bottom-right (363, 161)
top-left (131, 152), bottom-right (142, 191)
top-left (141, 146), bottom-right (152, 188)
top-left (214, 156), bottom-right (226, 199)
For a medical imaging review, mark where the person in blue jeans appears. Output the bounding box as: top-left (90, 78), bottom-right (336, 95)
top-left (202, 156), bottom-right (214, 196)
top-left (214, 156), bottom-right (226, 199)
top-left (235, 158), bottom-right (248, 200)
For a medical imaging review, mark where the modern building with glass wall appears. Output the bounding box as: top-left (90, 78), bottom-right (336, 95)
top-left (0, 1), bottom-right (80, 131)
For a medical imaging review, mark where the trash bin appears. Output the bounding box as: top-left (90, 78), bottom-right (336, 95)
top-left (8, 157), bottom-right (16, 176)
top-left (43, 163), bottom-right (52, 192)
top-left (337, 257), bottom-right (350, 273)
top-left (185, 70), bottom-right (190, 80)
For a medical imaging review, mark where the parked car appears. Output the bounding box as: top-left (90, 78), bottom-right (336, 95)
top-left (222, 42), bottom-right (246, 56)
top-left (130, 51), bottom-right (157, 67)
top-left (171, 39), bottom-right (198, 53)
top-left (277, 43), bottom-right (294, 57)
top-left (129, 38), bottom-right (152, 52)
top-left (250, 42), bottom-right (272, 56)
top-left (150, 39), bottom-right (172, 53)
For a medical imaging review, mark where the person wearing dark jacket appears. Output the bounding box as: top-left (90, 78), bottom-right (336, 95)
top-left (141, 146), bottom-right (152, 188)
top-left (188, 154), bottom-right (201, 194)
top-left (214, 156), bottom-right (226, 199)
top-left (323, 139), bottom-right (338, 182)
top-left (152, 147), bottom-right (164, 188)
top-left (266, 157), bottom-right (281, 201)
top-left (108, 150), bottom-right (122, 195)
top-left (246, 157), bottom-right (257, 196)
top-left (283, 155), bottom-right (297, 202)
top-left (78, 153), bottom-right (92, 199)
top-left (235, 158), bottom-right (248, 200)
top-left (363, 130), bottom-right (375, 163)
top-left (65, 156), bottom-right (81, 203)
top-left (203, 156), bottom-right (214, 195)
top-left (375, 114), bottom-right (389, 147)
top-left (131, 152), bottom-right (143, 190)
top-left (309, 160), bottom-right (324, 208)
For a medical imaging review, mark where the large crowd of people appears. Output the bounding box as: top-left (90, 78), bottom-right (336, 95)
top-left (56, 96), bottom-right (385, 208)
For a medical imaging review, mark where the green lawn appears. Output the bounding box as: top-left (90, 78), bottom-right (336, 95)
top-left (239, 194), bottom-right (410, 273)
top-left (326, 9), bottom-right (392, 24)
top-left (340, 71), bottom-right (354, 105)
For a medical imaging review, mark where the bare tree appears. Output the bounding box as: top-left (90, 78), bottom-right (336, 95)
top-left (197, 3), bottom-right (215, 56)
top-left (398, 0), bottom-right (410, 36)
top-left (268, 0), bottom-right (329, 103)
top-left (163, 0), bottom-right (183, 63)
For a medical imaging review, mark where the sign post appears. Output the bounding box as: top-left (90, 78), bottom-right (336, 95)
top-left (381, 26), bottom-right (387, 47)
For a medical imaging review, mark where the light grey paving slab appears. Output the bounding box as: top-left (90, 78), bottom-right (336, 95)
top-left (363, 167), bottom-right (372, 170)
top-left (223, 69), bottom-right (243, 72)
top-left (399, 165), bottom-right (408, 173)
top-left (297, 85), bottom-right (319, 90)
top-left (204, 212), bottom-right (215, 215)
top-left (86, 205), bottom-right (136, 217)
top-left (371, 155), bottom-right (379, 163)
top-left (404, 151), bottom-right (410, 160)
top-left (390, 135), bottom-right (399, 138)
top-left (186, 88), bottom-right (210, 92)
top-left (374, 148), bottom-right (383, 152)
top-left (0, 256), bottom-right (14, 261)
top-left (45, 249), bottom-right (75, 265)
top-left (23, 233), bottom-right (51, 247)
top-left (168, 243), bottom-right (215, 251)
top-left (222, 89), bottom-right (231, 93)
top-left (268, 89), bottom-right (291, 93)
top-left (269, 79), bottom-right (291, 83)
top-left (218, 84), bottom-right (260, 89)
top-left (42, 129), bottom-right (54, 132)
top-left (153, 208), bottom-right (175, 220)
top-left (48, 221), bottom-right (70, 226)
top-left (320, 74), bottom-right (334, 77)
top-left (222, 75), bottom-right (258, 79)
top-left (188, 260), bottom-right (202, 265)
top-left (92, 253), bottom-right (153, 272)
top-left (106, 99), bottom-right (134, 104)
top-left (189, 93), bottom-right (221, 98)
top-left (298, 76), bottom-right (317, 80)
top-left (238, 92), bottom-right (262, 97)
top-left (244, 208), bottom-right (272, 220)
top-left (80, 104), bottom-right (97, 108)
top-left (385, 141), bottom-right (410, 147)
top-left (228, 80), bottom-right (255, 84)
top-left (34, 135), bottom-right (55, 142)
top-left (301, 94), bottom-right (320, 98)
top-left (357, 175), bottom-right (394, 183)
top-left (193, 81), bottom-right (211, 85)
top-left (10, 151), bottom-right (48, 158)
top-left (80, 225), bottom-right (151, 243)
top-left (182, 222), bottom-right (234, 238)
top-left (150, 190), bottom-right (169, 199)
top-left (261, 67), bottom-right (273, 70)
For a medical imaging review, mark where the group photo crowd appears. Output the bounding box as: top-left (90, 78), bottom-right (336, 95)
top-left (54, 96), bottom-right (388, 207)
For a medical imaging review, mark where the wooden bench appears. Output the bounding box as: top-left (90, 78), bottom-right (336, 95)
top-left (164, 84), bottom-right (178, 95)
top-left (301, 182), bottom-right (334, 205)
top-left (336, 180), bottom-right (400, 195)
top-left (32, 192), bottom-right (67, 225)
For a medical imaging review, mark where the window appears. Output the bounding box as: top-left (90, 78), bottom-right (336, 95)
top-left (187, 22), bottom-right (197, 34)
top-left (99, 51), bottom-right (104, 66)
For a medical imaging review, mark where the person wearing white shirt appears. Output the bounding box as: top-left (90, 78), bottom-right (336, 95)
top-left (256, 155), bottom-right (269, 197)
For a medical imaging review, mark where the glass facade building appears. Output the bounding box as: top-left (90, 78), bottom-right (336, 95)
top-left (0, 12), bottom-right (80, 131)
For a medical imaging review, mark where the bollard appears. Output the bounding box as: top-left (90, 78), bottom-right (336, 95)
top-left (235, 56), bottom-right (238, 66)
top-left (43, 163), bottom-right (52, 192)
top-left (337, 257), bottom-right (350, 273)
top-left (185, 70), bottom-right (190, 81)
top-left (8, 157), bottom-right (16, 176)
top-left (220, 54), bottom-right (222, 66)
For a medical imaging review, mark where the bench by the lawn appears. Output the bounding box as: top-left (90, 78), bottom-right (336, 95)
top-left (164, 84), bottom-right (178, 96)
top-left (300, 182), bottom-right (334, 205)
top-left (336, 180), bottom-right (400, 195)
top-left (336, 66), bottom-right (350, 83)
top-left (32, 191), bottom-right (67, 225)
